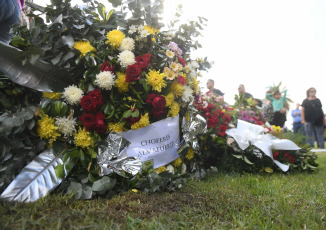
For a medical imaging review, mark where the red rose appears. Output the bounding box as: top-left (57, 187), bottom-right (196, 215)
top-left (152, 109), bottom-right (164, 119)
top-left (93, 119), bottom-right (106, 133)
top-left (284, 152), bottom-right (295, 163)
top-left (207, 118), bottom-right (216, 129)
top-left (211, 116), bottom-right (219, 124)
top-left (178, 57), bottom-right (185, 67)
top-left (205, 112), bottom-right (211, 118)
top-left (100, 61), bottom-right (115, 73)
top-left (178, 75), bottom-right (185, 85)
top-left (136, 53), bottom-right (151, 69)
top-left (125, 113), bottom-right (141, 125)
top-left (95, 111), bottom-right (106, 121)
top-left (79, 113), bottom-right (96, 130)
top-left (80, 95), bottom-right (97, 112)
top-left (87, 89), bottom-right (103, 107)
top-left (126, 64), bottom-right (142, 83)
top-left (152, 95), bottom-right (166, 109)
top-left (255, 121), bottom-right (264, 126)
top-left (146, 93), bottom-right (158, 104)
top-left (273, 151), bottom-right (280, 160)
top-left (92, 111), bottom-right (107, 133)
top-left (217, 125), bottom-right (228, 137)
top-left (207, 103), bottom-right (214, 110)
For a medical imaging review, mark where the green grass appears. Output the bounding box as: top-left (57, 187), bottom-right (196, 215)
top-left (1, 153), bottom-right (326, 229)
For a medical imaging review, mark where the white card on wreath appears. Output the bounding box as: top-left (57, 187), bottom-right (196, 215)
top-left (121, 115), bottom-right (180, 169)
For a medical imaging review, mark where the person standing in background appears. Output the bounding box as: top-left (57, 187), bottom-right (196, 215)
top-left (266, 90), bottom-right (287, 128)
top-left (206, 79), bottom-right (224, 104)
top-left (238, 84), bottom-right (253, 99)
top-left (301, 87), bottom-right (325, 149)
top-left (291, 103), bottom-right (304, 133)
top-left (0, 0), bottom-right (25, 43)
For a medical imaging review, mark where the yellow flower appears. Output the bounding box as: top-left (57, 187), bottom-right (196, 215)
top-left (165, 92), bottom-right (175, 107)
top-left (191, 77), bottom-right (200, 94)
top-left (73, 41), bottom-right (96, 56)
top-left (43, 92), bottom-right (62, 100)
top-left (168, 101), bottom-right (180, 117)
top-left (170, 80), bottom-right (184, 97)
top-left (156, 166), bottom-right (166, 174)
top-left (74, 127), bottom-right (94, 149)
top-left (272, 125), bottom-right (282, 133)
top-left (185, 111), bottom-right (191, 122)
top-left (186, 148), bottom-right (195, 160)
top-left (146, 69), bottom-right (167, 92)
top-left (37, 115), bottom-right (61, 145)
top-left (184, 65), bottom-right (191, 73)
top-left (151, 37), bottom-right (156, 42)
top-left (108, 123), bottom-right (124, 133)
top-left (264, 167), bottom-right (274, 173)
top-left (115, 72), bottom-right (129, 93)
top-left (106, 30), bottom-right (125, 49)
top-left (144, 25), bottom-right (160, 35)
top-left (131, 113), bottom-right (150, 130)
top-left (173, 157), bottom-right (183, 168)
top-left (197, 58), bottom-right (204, 63)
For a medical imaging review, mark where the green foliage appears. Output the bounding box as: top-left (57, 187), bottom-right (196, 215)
top-left (1, 153), bottom-right (325, 229)
top-left (0, 77), bottom-right (45, 193)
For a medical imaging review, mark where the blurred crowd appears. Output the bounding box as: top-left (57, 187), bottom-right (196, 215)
top-left (205, 79), bottom-right (325, 149)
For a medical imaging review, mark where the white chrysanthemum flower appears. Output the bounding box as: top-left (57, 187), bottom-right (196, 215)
top-left (138, 25), bottom-right (144, 31)
top-left (128, 25), bottom-right (137, 34)
top-left (189, 71), bottom-right (196, 79)
top-left (227, 137), bottom-right (235, 146)
top-left (55, 116), bottom-right (77, 137)
top-left (62, 85), bottom-right (84, 105)
top-left (178, 35), bottom-right (186, 41)
top-left (95, 71), bottom-right (116, 90)
top-left (191, 60), bottom-right (199, 69)
top-left (165, 31), bottom-right (175, 38)
top-left (202, 101), bottom-right (208, 108)
top-left (166, 165), bottom-right (174, 173)
top-left (166, 49), bottom-right (175, 59)
top-left (140, 29), bottom-right (149, 38)
top-left (119, 37), bottom-right (135, 51)
top-left (182, 85), bottom-right (194, 103)
top-left (181, 163), bottom-right (187, 175)
top-left (118, 50), bottom-right (136, 68)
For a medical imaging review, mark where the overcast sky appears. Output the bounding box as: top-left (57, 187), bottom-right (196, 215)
top-left (35, 0), bottom-right (326, 128)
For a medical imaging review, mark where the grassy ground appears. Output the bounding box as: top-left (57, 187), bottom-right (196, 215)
top-left (1, 153), bottom-right (325, 230)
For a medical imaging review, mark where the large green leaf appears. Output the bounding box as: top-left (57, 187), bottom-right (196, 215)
top-left (0, 42), bottom-right (74, 92)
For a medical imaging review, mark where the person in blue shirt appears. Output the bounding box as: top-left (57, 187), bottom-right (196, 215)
top-left (266, 90), bottom-right (287, 127)
top-left (291, 103), bottom-right (304, 133)
top-left (0, 0), bottom-right (25, 43)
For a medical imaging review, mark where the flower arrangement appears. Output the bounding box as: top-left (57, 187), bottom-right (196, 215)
top-left (0, 0), bottom-right (213, 200)
top-left (194, 91), bottom-right (318, 173)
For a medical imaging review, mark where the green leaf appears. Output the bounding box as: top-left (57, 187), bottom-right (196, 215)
top-left (55, 164), bottom-right (65, 179)
top-left (244, 156), bottom-right (254, 165)
top-left (92, 176), bottom-right (116, 192)
top-left (131, 109), bottom-right (139, 118)
top-left (232, 154), bottom-right (243, 159)
top-left (123, 109), bottom-right (132, 118)
top-left (0, 41), bottom-right (74, 92)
